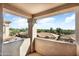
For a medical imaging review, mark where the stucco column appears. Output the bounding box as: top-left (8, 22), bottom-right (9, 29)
top-left (0, 4), bottom-right (4, 56)
top-left (75, 6), bottom-right (79, 56)
top-left (28, 18), bottom-right (37, 53)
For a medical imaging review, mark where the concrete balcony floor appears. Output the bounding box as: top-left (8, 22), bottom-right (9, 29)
top-left (28, 52), bottom-right (41, 56)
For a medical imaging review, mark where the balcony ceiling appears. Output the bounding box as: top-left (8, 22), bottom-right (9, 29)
top-left (11, 3), bottom-right (64, 14)
top-left (4, 3), bottom-right (79, 19)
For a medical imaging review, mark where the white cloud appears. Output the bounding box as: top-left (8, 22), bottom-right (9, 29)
top-left (63, 13), bottom-right (70, 16)
top-left (4, 13), bottom-right (10, 17)
top-left (64, 14), bottom-right (75, 23)
top-left (37, 17), bottom-right (55, 24)
top-left (10, 17), bottom-right (28, 29)
top-left (36, 17), bottom-right (55, 29)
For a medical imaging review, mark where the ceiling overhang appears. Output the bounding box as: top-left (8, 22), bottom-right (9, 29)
top-left (2, 3), bottom-right (79, 19)
top-left (33, 3), bottom-right (79, 19)
top-left (3, 3), bottom-right (32, 18)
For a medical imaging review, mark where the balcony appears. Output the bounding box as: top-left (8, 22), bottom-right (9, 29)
top-left (0, 3), bottom-right (79, 56)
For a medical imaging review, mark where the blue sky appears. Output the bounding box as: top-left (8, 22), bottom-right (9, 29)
top-left (4, 13), bottom-right (28, 29)
top-left (37, 12), bottom-right (75, 30)
top-left (4, 12), bottom-right (75, 30)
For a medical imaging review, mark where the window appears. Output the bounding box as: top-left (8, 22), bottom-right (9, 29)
top-left (36, 12), bottom-right (75, 43)
top-left (3, 13), bottom-right (28, 41)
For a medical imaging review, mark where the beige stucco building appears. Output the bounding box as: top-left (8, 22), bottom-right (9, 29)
top-left (3, 20), bottom-right (11, 41)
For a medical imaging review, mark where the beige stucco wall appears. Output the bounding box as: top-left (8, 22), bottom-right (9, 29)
top-left (20, 38), bottom-right (30, 56)
top-left (3, 23), bottom-right (10, 41)
top-left (2, 38), bottom-right (30, 56)
top-left (35, 38), bottom-right (76, 56)
top-left (77, 45), bottom-right (79, 56)
top-left (0, 4), bottom-right (3, 56)
top-left (75, 7), bottom-right (79, 56)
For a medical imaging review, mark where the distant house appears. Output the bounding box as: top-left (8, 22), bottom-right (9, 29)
top-left (37, 32), bottom-right (59, 39)
top-left (59, 34), bottom-right (76, 43)
top-left (16, 31), bottom-right (29, 38)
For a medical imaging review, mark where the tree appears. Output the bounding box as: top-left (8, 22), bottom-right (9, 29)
top-left (56, 28), bottom-right (62, 40)
top-left (44, 29), bottom-right (49, 32)
top-left (37, 29), bottom-right (42, 33)
top-left (50, 28), bottom-right (53, 33)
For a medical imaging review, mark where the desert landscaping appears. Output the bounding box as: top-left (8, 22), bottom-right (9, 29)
top-left (5, 27), bottom-right (75, 44)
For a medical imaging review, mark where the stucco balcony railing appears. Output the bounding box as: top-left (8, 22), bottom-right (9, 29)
top-left (28, 38), bottom-right (76, 56)
top-left (2, 37), bottom-right (30, 56)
